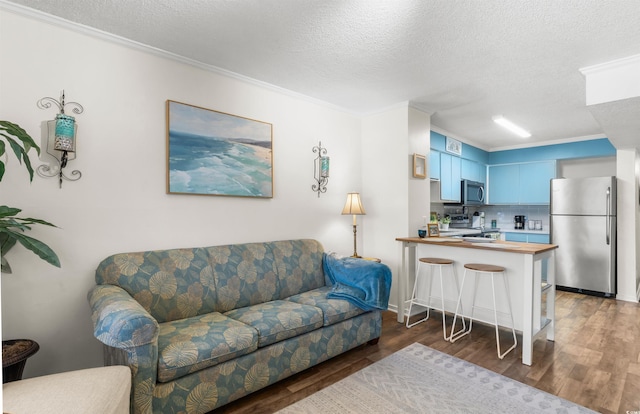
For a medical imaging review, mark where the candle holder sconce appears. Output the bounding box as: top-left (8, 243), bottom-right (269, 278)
top-left (36, 91), bottom-right (83, 188)
top-left (312, 141), bottom-right (330, 197)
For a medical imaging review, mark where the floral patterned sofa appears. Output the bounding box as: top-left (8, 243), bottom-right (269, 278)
top-left (88, 239), bottom-right (383, 414)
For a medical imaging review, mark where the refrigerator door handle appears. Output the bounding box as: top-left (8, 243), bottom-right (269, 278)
top-left (606, 187), bottom-right (610, 245)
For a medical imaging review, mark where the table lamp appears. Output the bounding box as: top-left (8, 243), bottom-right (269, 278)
top-left (341, 192), bottom-right (366, 257)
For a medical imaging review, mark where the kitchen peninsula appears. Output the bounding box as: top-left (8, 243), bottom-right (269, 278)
top-left (396, 236), bottom-right (558, 365)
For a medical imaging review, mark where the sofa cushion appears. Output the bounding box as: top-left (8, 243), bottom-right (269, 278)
top-left (95, 248), bottom-right (216, 323)
top-left (157, 312), bottom-right (258, 383)
top-left (206, 243), bottom-right (280, 312)
top-left (224, 300), bottom-right (323, 347)
top-left (285, 286), bottom-right (366, 326)
top-left (270, 240), bottom-right (326, 299)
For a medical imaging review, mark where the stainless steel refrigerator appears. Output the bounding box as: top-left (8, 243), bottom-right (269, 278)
top-left (550, 176), bottom-right (616, 295)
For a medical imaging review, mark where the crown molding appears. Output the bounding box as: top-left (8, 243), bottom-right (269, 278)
top-left (579, 53), bottom-right (640, 76)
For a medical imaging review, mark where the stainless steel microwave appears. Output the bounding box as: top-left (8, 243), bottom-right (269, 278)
top-left (462, 180), bottom-right (485, 205)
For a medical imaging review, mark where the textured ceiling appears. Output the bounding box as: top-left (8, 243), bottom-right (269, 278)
top-left (4, 0), bottom-right (640, 149)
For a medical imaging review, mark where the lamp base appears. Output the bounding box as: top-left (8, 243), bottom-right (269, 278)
top-left (351, 224), bottom-right (361, 259)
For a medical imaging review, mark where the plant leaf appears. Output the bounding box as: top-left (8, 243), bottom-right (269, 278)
top-left (0, 121), bottom-right (41, 184)
top-left (0, 205), bottom-right (22, 218)
top-left (16, 217), bottom-right (58, 228)
top-left (11, 231), bottom-right (60, 268)
top-left (1, 255), bottom-right (12, 274)
top-left (4, 136), bottom-right (35, 182)
top-left (0, 121), bottom-right (39, 156)
top-left (0, 232), bottom-right (17, 253)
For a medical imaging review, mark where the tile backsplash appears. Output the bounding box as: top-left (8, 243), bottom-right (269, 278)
top-left (430, 204), bottom-right (550, 231)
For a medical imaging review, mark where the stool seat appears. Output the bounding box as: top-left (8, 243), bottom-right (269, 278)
top-left (464, 263), bottom-right (505, 272)
top-left (419, 257), bottom-right (454, 265)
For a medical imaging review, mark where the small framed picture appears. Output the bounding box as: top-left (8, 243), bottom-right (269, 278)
top-left (412, 153), bottom-right (426, 179)
top-left (445, 137), bottom-right (462, 156)
top-left (430, 211), bottom-right (438, 223)
top-left (427, 223), bottom-right (440, 237)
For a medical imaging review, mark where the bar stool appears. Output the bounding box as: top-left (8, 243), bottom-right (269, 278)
top-left (450, 263), bottom-right (517, 359)
top-left (406, 257), bottom-right (464, 340)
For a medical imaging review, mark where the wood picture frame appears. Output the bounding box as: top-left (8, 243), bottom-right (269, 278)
top-left (166, 100), bottom-right (273, 198)
top-left (427, 223), bottom-right (440, 237)
top-left (412, 153), bottom-right (426, 179)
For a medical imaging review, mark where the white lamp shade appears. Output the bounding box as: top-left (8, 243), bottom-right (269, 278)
top-left (341, 193), bottom-right (366, 215)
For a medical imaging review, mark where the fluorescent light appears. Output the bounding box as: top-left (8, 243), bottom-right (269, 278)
top-left (492, 116), bottom-right (531, 138)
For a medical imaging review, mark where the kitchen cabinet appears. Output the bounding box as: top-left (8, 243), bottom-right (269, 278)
top-left (488, 164), bottom-right (519, 204)
top-left (503, 232), bottom-right (550, 244)
top-left (504, 232), bottom-right (528, 242)
top-left (527, 234), bottom-right (550, 244)
top-left (429, 151), bottom-right (440, 180)
top-left (439, 152), bottom-right (461, 201)
top-left (488, 161), bottom-right (556, 204)
top-left (461, 158), bottom-right (486, 184)
top-left (519, 162), bottom-right (555, 204)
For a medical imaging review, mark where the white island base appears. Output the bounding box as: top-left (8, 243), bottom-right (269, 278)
top-left (396, 237), bottom-right (557, 366)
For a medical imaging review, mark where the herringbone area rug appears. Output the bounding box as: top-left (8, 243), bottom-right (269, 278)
top-left (277, 342), bottom-right (596, 413)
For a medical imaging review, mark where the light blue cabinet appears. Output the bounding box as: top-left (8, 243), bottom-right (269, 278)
top-left (429, 151), bottom-right (440, 180)
top-left (504, 232), bottom-right (528, 242)
top-left (488, 161), bottom-right (556, 204)
top-left (527, 234), bottom-right (550, 244)
top-left (461, 158), bottom-right (486, 183)
top-left (439, 153), bottom-right (461, 201)
top-left (488, 164), bottom-right (519, 204)
top-left (451, 156), bottom-right (461, 201)
top-left (519, 161), bottom-right (555, 204)
top-left (504, 232), bottom-right (549, 244)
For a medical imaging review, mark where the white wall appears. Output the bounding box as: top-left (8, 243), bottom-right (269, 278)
top-left (407, 108), bottom-right (432, 233)
top-left (360, 105), bottom-right (408, 314)
top-left (557, 156), bottom-right (616, 178)
top-left (615, 149), bottom-right (640, 302)
top-left (360, 105), bottom-right (431, 315)
top-left (0, 10), bottom-right (366, 377)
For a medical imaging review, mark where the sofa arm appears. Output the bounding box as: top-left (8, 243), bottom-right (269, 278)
top-left (88, 285), bottom-right (159, 414)
top-left (88, 285), bottom-right (159, 349)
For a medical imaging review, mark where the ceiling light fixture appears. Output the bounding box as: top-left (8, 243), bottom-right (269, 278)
top-left (492, 116), bottom-right (531, 138)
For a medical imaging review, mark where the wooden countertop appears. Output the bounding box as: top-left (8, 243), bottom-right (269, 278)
top-left (396, 236), bottom-right (557, 254)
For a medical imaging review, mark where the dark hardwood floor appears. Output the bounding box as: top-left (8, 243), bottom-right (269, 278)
top-left (211, 291), bottom-right (640, 414)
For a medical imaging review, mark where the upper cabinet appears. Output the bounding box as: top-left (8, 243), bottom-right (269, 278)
top-left (429, 151), bottom-right (440, 181)
top-left (430, 129), bottom-right (614, 206)
top-left (430, 131), bottom-right (486, 203)
top-left (488, 164), bottom-right (519, 204)
top-left (488, 160), bottom-right (556, 204)
top-left (519, 161), bottom-right (556, 204)
top-left (440, 152), bottom-right (461, 202)
top-left (461, 158), bottom-right (486, 184)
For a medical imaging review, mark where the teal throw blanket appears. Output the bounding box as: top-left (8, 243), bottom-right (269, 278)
top-left (323, 253), bottom-right (391, 311)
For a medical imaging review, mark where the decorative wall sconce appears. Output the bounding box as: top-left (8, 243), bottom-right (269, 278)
top-left (312, 141), bottom-right (330, 197)
top-left (36, 91), bottom-right (83, 188)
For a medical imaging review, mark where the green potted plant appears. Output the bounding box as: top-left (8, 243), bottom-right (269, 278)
top-left (0, 120), bottom-right (60, 273)
top-left (439, 215), bottom-right (451, 231)
top-left (1, 120), bottom-right (61, 382)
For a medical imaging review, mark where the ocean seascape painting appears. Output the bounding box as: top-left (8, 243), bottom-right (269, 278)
top-left (167, 100), bottom-right (273, 197)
